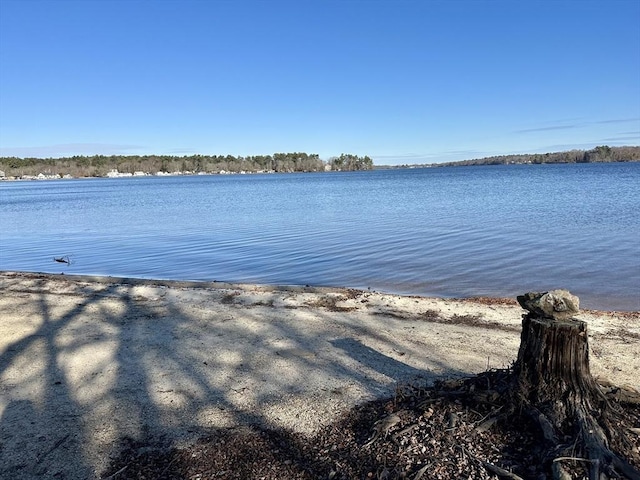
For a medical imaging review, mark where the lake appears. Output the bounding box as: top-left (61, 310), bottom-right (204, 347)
top-left (1, 163), bottom-right (638, 311)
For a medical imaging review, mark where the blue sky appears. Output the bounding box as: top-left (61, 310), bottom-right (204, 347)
top-left (0, 0), bottom-right (638, 165)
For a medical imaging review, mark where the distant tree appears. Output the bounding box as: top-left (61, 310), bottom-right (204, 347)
top-left (431, 146), bottom-right (640, 168)
top-left (585, 145), bottom-right (613, 162)
top-left (329, 154), bottom-right (373, 171)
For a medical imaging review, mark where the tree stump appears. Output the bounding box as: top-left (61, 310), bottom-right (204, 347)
top-left (513, 290), bottom-right (639, 480)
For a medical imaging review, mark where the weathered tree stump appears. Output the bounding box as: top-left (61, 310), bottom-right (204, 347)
top-left (513, 290), bottom-right (639, 480)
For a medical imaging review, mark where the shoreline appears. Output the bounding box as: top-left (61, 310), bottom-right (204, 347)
top-left (2, 154), bottom-right (638, 182)
top-left (1, 271), bottom-right (638, 479)
top-left (3, 269), bottom-right (637, 314)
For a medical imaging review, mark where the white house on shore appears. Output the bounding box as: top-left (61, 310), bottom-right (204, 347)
top-left (106, 169), bottom-right (132, 178)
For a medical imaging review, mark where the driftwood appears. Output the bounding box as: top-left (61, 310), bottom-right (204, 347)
top-left (53, 255), bottom-right (72, 265)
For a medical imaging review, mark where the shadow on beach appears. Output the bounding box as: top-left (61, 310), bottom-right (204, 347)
top-left (0, 274), bottom-right (483, 479)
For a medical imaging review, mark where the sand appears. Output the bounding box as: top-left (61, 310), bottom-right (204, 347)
top-left (0, 271), bottom-right (638, 479)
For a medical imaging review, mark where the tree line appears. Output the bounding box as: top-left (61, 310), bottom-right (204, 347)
top-left (0, 152), bottom-right (374, 178)
top-left (431, 145), bottom-right (640, 167)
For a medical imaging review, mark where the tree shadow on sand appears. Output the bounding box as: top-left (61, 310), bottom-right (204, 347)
top-left (6, 275), bottom-right (636, 480)
top-left (1, 275), bottom-right (469, 479)
top-left (0, 278), bottom-right (114, 479)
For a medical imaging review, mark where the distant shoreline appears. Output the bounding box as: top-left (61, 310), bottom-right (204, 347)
top-left (1, 146), bottom-right (638, 180)
top-left (378, 145), bottom-right (640, 169)
top-left (1, 157), bottom-right (639, 182)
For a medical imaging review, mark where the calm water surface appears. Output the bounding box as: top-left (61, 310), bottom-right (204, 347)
top-left (1, 163), bottom-right (639, 310)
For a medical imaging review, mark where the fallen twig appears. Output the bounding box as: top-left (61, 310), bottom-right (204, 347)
top-left (159, 456), bottom-right (178, 478)
top-left (461, 446), bottom-right (524, 480)
top-left (552, 455), bottom-right (593, 480)
top-left (480, 460), bottom-right (525, 480)
top-left (474, 406), bottom-right (503, 433)
top-left (412, 463), bottom-right (431, 480)
top-left (553, 456), bottom-right (593, 464)
top-left (364, 413), bottom-right (401, 447)
top-left (392, 424), bottom-right (417, 442)
top-left (101, 464), bottom-right (128, 479)
top-left (36, 434), bottom-right (70, 464)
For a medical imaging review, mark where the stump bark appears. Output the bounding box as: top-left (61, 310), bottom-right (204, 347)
top-left (513, 290), bottom-right (639, 480)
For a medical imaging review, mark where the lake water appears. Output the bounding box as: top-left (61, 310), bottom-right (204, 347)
top-left (1, 163), bottom-right (639, 311)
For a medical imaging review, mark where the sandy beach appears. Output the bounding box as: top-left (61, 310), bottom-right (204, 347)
top-left (1, 271), bottom-right (638, 479)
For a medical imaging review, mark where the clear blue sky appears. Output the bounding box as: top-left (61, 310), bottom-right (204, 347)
top-left (0, 0), bottom-right (639, 164)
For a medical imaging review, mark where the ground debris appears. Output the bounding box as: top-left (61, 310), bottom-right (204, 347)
top-left (103, 372), bottom-right (640, 479)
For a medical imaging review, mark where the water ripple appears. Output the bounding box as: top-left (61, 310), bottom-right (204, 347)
top-left (1, 164), bottom-right (639, 310)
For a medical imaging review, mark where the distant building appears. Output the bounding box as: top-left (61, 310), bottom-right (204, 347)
top-left (106, 169), bottom-right (133, 177)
